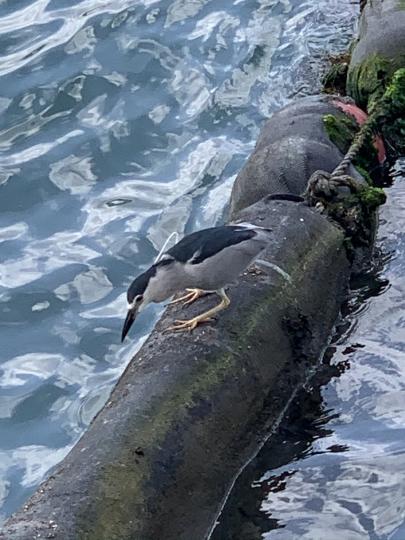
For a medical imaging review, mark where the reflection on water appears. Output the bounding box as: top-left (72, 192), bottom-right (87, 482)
top-left (212, 161), bottom-right (405, 540)
top-left (0, 0), bottom-right (356, 523)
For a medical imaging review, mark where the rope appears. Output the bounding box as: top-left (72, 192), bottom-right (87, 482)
top-left (304, 104), bottom-right (381, 205)
top-left (331, 110), bottom-right (377, 177)
top-left (306, 68), bottom-right (403, 204)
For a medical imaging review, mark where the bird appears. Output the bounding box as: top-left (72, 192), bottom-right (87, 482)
top-left (121, 222), bottom-right (273, 341)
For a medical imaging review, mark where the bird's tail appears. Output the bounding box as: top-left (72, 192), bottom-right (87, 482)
top-left (235, 222), bottom-right (273, 234)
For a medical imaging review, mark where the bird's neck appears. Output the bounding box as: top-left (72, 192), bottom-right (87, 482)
top-left (144, 262), bottom-right (187, 304)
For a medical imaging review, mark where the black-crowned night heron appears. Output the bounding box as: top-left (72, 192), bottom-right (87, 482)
top-left (121, 223), bottom-right (272, 340)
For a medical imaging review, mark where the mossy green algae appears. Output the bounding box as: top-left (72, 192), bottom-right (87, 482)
top-left (376, 67), bottom-right (405, 155)
top-left (347, 53), bottom-right (395, 110)
top-left (348, 53), bottom-right (405, 155)
top-left (322, 113), bottom-right (378, 182)
top-left (357, 185), bottom-right (386, 210)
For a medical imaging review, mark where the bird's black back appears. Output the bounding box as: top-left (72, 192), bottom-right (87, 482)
top-left (166, 225), bottom-right (256, 265)
top-left (127, 225), bottom-right (260, 303)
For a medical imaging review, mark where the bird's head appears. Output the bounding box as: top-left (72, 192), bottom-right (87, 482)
top-left (121, 266), bottom-right (155, 342)
top-left (121, 258), bottom-right (174, 341)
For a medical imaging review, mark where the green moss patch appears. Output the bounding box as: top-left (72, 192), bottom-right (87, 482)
top-left (348, 53), bottom-right (405, 156)
top-left (323, 184), bottom-right (385, 255)
top-left (347, 53), bottom-right (395, 110)
top-left (322, 113), bottom-right (378, 183)
top-left (323, 113), bottom-right (355, 153)
top-left (357, 185), bottom-right (387, 209)
top-left (375, 67), bottom-right (405, 155)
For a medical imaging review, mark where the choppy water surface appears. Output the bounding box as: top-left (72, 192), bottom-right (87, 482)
top-left (212, 161), bottom-right (405, 539)
top-left (0, 0), bottom-right (357, 523)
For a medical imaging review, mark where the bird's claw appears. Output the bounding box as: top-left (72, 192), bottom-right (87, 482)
top-left (165, 288), bottom-right (229, 334)
top-left (164, 317), bottom-right (213, 333)
top-left (169, 288), bottom-right (206, 307)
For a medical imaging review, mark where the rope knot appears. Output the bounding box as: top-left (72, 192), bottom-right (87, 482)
top-left (304, 169), bottom-right (360, 210)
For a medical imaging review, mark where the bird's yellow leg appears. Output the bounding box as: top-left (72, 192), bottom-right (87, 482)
top-left (166, 289), bottom-right (230, 333)
top-left (169, 288), bottom-right (211, 307)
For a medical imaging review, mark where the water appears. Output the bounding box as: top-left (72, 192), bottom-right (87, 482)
top-left (0, 0), bottom-right (357, 525)
top-left (212, 161), bottom-right (405, 540)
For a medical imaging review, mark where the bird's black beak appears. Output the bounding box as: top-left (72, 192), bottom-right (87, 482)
top-left (121, 308), bottom-right (137, 342)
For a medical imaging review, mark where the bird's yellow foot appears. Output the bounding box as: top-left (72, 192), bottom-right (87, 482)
top-left (165, 288), bottom-right (230, 334)
top-left (169, 288), bottom-right (208, 307)
top-left (165, 316), bottom-right (213, 333)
